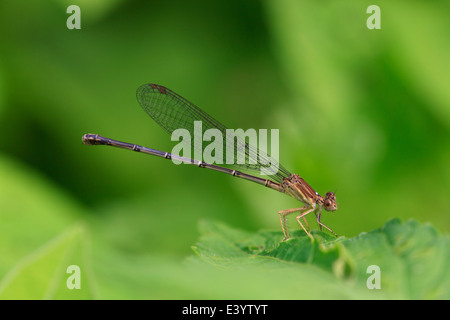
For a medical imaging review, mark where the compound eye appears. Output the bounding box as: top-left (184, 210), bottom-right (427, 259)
top-left (324, 200), bottom-right (331, 207)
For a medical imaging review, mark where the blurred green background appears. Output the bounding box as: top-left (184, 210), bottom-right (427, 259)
top-left (0, 0), bottom-right (448, 299)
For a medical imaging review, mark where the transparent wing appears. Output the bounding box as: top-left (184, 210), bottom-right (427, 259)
top-left (136, 83), bottom-right (291, 183)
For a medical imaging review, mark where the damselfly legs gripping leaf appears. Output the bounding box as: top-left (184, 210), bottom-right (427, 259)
top-left (82, 84), bottom-right (338, 240)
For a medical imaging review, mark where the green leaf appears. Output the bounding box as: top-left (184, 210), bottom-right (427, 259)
top-left (191, 218), bottom-right (449, 299)
top-left (0, 224), bottom-right (96, 299)
top-left (0, 156), bottom-right (96, 299)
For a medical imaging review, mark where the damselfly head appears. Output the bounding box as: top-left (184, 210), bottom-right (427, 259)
top-left (323, 191), bottom-right (337, 212)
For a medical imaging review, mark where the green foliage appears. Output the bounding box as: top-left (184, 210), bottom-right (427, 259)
top-left (191, 219), bottom-right (449, 299)
top-left (0, 0), bottom-right (449, 300)
top-left (0, 225), bottom-right (95, 300)
top-left (0, 156), bottom-right (96, 299)
top-left (0, 162), bottom-right (447, 301)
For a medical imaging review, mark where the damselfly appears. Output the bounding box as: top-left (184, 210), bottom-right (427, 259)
top-left (82, 84), bottom-right (338, 240)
